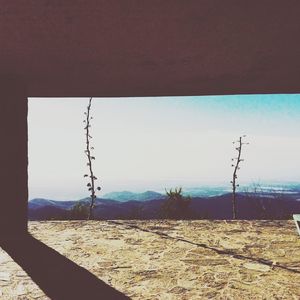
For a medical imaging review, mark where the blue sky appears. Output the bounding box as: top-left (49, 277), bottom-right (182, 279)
top-left (28, 95), bottom-right (300, 200)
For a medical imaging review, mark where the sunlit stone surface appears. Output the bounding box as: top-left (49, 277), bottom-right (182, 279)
top-left (1, 220), bottom-right (300, 299)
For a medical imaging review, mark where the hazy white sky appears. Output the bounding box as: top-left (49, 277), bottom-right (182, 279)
top-left (28, 95), bottom-right (300, 200)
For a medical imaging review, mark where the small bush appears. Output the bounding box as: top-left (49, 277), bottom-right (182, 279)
top-left (161, 187), bottom-right (191, 219)
top-left (69, 202), bottom-right (89, 220)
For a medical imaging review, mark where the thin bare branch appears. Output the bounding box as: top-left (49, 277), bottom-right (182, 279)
top-left (231, 136), bottom-right (249, 219)
top-left (84, 97), bottom-right (100, 220)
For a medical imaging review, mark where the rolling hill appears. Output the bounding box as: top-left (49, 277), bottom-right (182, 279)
top-left (28, 191), bottom-right (300, 220)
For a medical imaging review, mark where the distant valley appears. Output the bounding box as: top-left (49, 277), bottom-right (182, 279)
top-left (28, 186), bottom-right (300, 220)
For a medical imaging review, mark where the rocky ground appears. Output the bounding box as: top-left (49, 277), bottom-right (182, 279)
top-left (0, 220), bottom-right (300, 299)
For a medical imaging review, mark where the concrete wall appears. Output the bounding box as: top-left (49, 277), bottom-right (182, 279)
top-left (0, 76), bottom-right (28, 237)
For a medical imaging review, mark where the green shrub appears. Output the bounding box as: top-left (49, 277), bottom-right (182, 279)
top-left (161, 187), bottom-right (191, 219)
top-left (70, 202), bottom-right (89, 220)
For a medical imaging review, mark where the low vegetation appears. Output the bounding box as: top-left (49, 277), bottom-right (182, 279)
top-left (69, 202), bottom-right (89, 220)
top-left (160, 188), bottom-right (191, 219)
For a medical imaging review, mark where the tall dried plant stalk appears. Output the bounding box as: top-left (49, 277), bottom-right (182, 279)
top-left (83, 97), bottom-right (101, 220)
top-left (231, 135), bottom-right (249, 219)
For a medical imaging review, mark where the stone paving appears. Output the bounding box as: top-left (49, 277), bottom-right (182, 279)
top-left (0, 249), bottom-right (49, 300)
top-left (1, 220), bottom-right (300, 299)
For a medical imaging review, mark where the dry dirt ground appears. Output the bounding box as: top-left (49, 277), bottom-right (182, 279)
top-left (1, 220), bottom-right (300, 299)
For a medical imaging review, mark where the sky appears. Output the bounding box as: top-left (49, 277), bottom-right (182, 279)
top-left (28, 95), bottom-right (300, 200)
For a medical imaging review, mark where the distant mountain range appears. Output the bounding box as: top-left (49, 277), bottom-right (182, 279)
top-left (102, 190), bottom-right (166, 202)
top-left (28, 189), bottom-right (300, 220)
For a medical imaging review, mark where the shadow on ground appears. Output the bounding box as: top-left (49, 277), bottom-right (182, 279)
top-left (0, 233), bottom-right (129, 300)
top-left (109, 220), bottom-right (300, 274)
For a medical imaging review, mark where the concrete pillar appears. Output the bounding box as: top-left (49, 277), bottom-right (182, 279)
top-left (0, 75), bottom-right (28, 238)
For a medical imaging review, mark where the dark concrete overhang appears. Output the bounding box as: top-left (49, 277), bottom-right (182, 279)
top-left (1, 1), bottom-right (300, 97)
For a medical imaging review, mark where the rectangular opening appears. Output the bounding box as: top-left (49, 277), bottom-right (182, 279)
top-left (28, 95), bottom-right (300, 220)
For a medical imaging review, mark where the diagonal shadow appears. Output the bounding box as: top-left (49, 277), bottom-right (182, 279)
top-left (109, 221), bottom-right (300, 275)
top-left (0, 233), bottom-right (130, 300)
